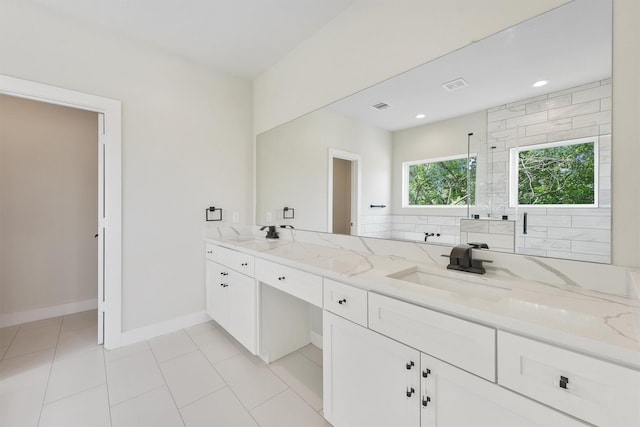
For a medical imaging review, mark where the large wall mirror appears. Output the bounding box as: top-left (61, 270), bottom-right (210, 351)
top-left (256, 0), bottom-right (612, 263)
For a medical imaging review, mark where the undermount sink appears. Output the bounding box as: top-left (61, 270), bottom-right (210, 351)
top-left (387, 266), bottom-right (511, 301)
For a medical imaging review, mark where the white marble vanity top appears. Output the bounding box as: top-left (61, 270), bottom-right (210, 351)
top-left (204, 228), bottom-right (640, 370)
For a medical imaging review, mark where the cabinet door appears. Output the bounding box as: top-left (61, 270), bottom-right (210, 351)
top-left (324, 311), bottom-right (420, 427)
top-left (226, 270), bottom-right (256, 354)
top-left (205, 260), bottom-right (228, 326)
top-left (420, 353), bottom-right (587, 427)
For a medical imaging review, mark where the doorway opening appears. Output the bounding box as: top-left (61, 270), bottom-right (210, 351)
top-left (0, 75), bottom-right (122, 349)
top-left (327, 149), bottom-right (361, 235)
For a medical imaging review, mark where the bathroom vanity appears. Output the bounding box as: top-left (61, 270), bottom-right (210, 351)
top-left (204, 228), bottom-right (640, 427)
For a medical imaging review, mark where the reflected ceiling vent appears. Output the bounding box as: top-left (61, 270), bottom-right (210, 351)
top-left (371, 102), bottom-right (391, 111)
top-left (442, 78), bottom-right (468, 92)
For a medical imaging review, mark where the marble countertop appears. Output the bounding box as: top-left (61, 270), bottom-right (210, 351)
top-left (205, 232), bottom-right (640, 370)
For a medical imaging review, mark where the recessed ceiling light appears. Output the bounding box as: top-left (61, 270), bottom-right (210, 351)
top-left (416, 114), bottom-right (426, 119)
top-left (533, 80), bottom-right (548, 88)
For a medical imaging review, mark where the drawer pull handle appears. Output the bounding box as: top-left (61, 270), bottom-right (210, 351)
top-left (406, 387), bottom-right (415, 398)
top-left (559, 376), bottom-right (569, 389)
top-left (406, 361), bottom-right (415, 370)
top-left (220, 283), bottom-right (228, 288)
top-left (422, 396), bottom-right (431, 407)
top-left (422, 368), bottom-right (431, 378)
top-left (338, 299), bottom-right (347, 305)
top-left (278, 276), bottom-right (285, 281)
top-left (207, 251), bottom-right (213, 254)
top-left (220, 272), bottom-right (229, 276)
top-left (241, 262), bottom-right (248, 266)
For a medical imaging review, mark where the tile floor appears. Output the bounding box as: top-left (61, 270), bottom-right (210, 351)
top-left (0, 310), bottom-right (330, 427)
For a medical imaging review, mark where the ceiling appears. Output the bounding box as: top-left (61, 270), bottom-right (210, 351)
top-left (327, 0), bottom-right (612, 131)
top-left (25, 0), bottom-right (356, 79)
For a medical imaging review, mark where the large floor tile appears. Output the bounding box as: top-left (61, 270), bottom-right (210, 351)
top-left (111, 386), bottom-right (185, 427)
top-left (45, 346), bottom-right (105, 403)
top-left (0, 325), bottom-right (19, 347)
top-left (61, 309), bottom-right (98, 332)
top-left (54, 325), bottom-right (100, 361)
top-left (269, 351), bottom-right (323, 410)
top-left (0, 385), bottom-right (47, 427)
top-left (0, 349), bottom-right (53, 427)
top-left (184, 321), bottom-right (220, 340)
top-left (39, 384), bottom-right (110, 427)
top-left (160, 351), bottom-right (226, 408)
top-left (149, 330), bottom-right (198, 363)
top-left (0, 348), bottom-right (54, 392)
top-left (181, 387), bottom-right (258, 427)
top-left (106, 348), bottom-right (165, 406)
top-left (215, 353), bottom-right (287, 410)
top-left (4, 325), bottom-right (60, 359)
top-left (20, 316), bottom-right (63, 331)
top-left (251, 389), bottom-right (330, 427)
top-left (298, 344), bottom-right (323, 367)
top-left (197, 328), bottom-right (244, 364)
top-left (104, 341), bottom-right (150, 363)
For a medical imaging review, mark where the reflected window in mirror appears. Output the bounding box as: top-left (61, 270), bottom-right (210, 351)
top-left (403, 154), bottom-right (476, 207)
top-left (510, 137), bottom-right (597, 207)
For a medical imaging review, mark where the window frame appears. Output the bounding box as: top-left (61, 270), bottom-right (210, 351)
top-left (402, 153), bottom-right (477, 208)
top-left (508, 136), bottom-right (599, 208)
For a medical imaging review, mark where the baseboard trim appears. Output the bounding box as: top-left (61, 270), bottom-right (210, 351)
top-left (119, 311), bottom-right (211, 347)
top-left (0, 299), bottom-right (98, 328)
top-left (310, 330), bottom-right (323, 350)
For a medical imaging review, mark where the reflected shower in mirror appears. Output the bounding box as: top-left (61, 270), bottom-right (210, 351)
top-left (256, 0), bottom-right (612, 263)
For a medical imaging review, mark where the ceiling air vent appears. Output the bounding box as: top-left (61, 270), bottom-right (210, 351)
top-left (371, 102), bottom-right (391, 111)
top-left (442, 78), bottom-right (468, 92)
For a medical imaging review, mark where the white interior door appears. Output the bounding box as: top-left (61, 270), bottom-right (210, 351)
top-left (97, 113), bottom-right (105, 345)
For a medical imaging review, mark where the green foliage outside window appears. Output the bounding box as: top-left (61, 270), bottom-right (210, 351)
top-left (517, 141), bottom-right (595, 205)
top-left (408, 156), bottom-right (476, 206)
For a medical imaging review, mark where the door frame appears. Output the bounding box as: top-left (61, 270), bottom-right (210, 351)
top-left (327, 148), bottom-right (361, 235)
top-left (0, 74), bottom-right (122, 349)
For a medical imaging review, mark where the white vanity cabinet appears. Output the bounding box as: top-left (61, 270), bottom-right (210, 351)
top-left (205, 244), bottom-right (257, 354)
top-left (324, 287), bottom-right (588, 427)
top-left (324, 311), bottom-right (421, 427)
top-left (498, 331), bottom-right (640, 426)
top-left (368, 292), bottom-right (495, 381)
top-left (420, 353), bottom-right (587, 427)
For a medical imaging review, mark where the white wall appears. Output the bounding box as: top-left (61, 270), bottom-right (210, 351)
top-left (256, 108), bottom-right (391, 233)
top-left (0, 94), bottom-right (97, 317)
top-left (0, 0), bottom-right (253, 331)
top-left (255, 0), bottom-right (640, 267)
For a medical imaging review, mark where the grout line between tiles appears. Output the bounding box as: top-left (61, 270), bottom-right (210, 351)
top-left (185, 325), bottom-right (268, 427)
top-left (266, 351), bottom-right (324, 413)
top-left (148, 334), bottom-right (187, 427)
top-left (36, 318), bottom-right (63, 427)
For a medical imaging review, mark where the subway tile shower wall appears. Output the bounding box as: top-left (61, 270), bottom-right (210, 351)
top-left (485, 79), bottom-right (611, 263)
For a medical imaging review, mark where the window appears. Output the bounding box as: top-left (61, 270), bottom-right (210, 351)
top-left (510, 137), bottom-right (598, 207)
top-left (403, 154), bottom-right (476, 207)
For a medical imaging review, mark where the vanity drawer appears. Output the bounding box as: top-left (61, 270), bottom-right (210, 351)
top-left (206, 244), bottom-right (254, 277)
top-left (255, 258), bottom-right (322, 306)
top-left (323, 279), bottom-right (368, 327)
top-left (498, 331), bottom-right (640, 426)
top-left (368, 293), bottom-right (495, 381)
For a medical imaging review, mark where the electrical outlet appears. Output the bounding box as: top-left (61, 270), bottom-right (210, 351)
top-left (232, 212), bottom-right (240, 223)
